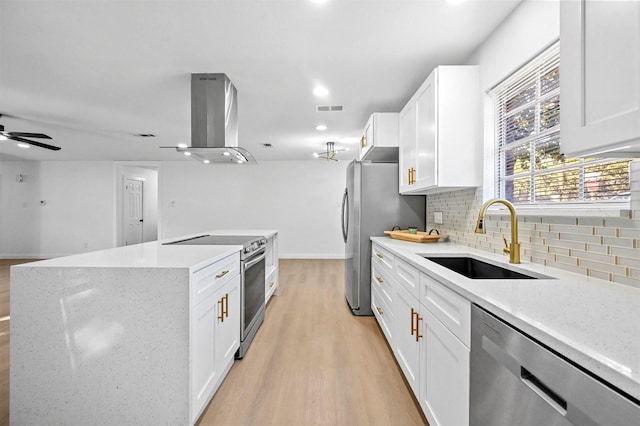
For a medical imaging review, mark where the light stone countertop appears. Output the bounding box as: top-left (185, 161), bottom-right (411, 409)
top-left (371, 236), bottom-right (640, 400)
top-left (15, 229), bottom-right (278, 271)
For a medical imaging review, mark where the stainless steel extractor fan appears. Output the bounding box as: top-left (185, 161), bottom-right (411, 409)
top-left (0, 115), bottom-right (60, 151)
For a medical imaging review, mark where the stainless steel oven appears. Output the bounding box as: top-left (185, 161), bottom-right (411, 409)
top-left (164, 234), bottom-right (267, 358)
top-left (238, 246), bottom-right (265, 358)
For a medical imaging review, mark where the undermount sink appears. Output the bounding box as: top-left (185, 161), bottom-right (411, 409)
top-left (424, 256), bottom-right (542, 280)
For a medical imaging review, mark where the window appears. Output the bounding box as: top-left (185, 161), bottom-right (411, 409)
top-left (492, 42), bottom-right (631, 205)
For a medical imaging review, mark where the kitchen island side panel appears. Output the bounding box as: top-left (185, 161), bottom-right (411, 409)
top-left (10, 266), bottom-right (191, 425)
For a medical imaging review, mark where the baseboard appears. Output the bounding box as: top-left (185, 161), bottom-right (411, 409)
top-left (279, 254), bottom-right (345, 260)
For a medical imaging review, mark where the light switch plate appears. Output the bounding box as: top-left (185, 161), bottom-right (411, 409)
top-left (434, 211), bottom-right (443, 224)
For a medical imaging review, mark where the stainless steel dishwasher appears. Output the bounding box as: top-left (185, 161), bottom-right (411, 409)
top-left (470, 304), bottom-right (639, 426)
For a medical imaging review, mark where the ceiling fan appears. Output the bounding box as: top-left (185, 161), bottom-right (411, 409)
top-left (0, 116), bottom-right (61, 151)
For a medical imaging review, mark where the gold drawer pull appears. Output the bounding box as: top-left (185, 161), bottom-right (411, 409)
top-left (269, 282), bottom-right (275, 288)
top-left (376, 306), bottom-right (383, 315)
top-left (375, 276), bottom-right (384, 284)
top-left (216, 270), bottom-right (229, 279)
top-left (410, 308), bottom-right (417, 336)
top-left (376, 252), bottom-right (383, 259)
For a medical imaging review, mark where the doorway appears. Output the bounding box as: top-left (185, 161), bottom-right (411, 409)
top-left (115, 163), bottom-right (159, 247)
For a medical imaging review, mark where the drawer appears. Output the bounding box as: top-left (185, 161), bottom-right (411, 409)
top-left (371, 284), bottom-right (395, 345)
top-left (395, 257), bottom-right (420, 299)
top-left (372, 243), bottom-right (394, 272)
top-left (266, 267), bottom-right (278, 303)
top-left (371, 261), bottom-right (395, 307)
top-left (191, 252), bottom-right (240, 306)
top-left (421, 273), bottom-right (470, 347)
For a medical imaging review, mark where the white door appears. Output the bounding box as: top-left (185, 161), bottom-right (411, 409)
top-left (124, 178), bottom-right (143, 245)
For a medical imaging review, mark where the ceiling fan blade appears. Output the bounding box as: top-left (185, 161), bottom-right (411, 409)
top-left (8, 132), bottom-right (52, 139)
top-left (9, 135), bottom-right (61, 151)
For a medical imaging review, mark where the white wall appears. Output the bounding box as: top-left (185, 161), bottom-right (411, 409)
top-left (1, 158), bottom-right (349, 259)
top-left (0, 159), bottom-right (41, 257)
top-left (160, 160), bottom-right (349, 258)
top-left (39, 161), bottom-right (115, 257)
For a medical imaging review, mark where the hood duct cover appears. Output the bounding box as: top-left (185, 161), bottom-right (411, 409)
top-left (180, 73), bottom-right (256, 164)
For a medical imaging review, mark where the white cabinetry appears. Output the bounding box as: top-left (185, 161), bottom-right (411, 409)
top-left (190, 252), bottom-right (241, 423)
top-left (359, 113), bottom-right (400, 161)
top-left (560, 0), bottom-right (640, 157)
top-left (265, 233), bottom-right (279, 303)
top-left (399, 66), bottom-right (481, 194)
top-left (370, 243), bottom-right (471, 426)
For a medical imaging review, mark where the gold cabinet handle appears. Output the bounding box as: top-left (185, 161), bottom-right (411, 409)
top-left (410, 308), bottom-right (416, 336)
top-left (361, 135), bottom-right (366, 148)
top-left (376, 306), bottom-right (383, 315)
top-left (269, 281), bottom-right (275, 288)
top-left (408, 168), bottom-right (412, 185)
top-left (216, 270), bottom-right (229, 279)
top-left (224, 293), bottom-right (229, 318)
top-left (375, 276), bottom-right (384, 284)
top-left (415, 313), bottom-right (423, 342)
top-left (218, 297), bottom-right (225, 322)
top-left (376, 252), bottom-right (383, 259)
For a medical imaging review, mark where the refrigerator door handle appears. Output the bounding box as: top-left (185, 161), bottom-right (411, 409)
top-left (341, 188), bottom-right (349, 243)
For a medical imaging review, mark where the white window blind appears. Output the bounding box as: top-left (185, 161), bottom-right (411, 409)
top-left (492, 42), bottom-right (631, 204)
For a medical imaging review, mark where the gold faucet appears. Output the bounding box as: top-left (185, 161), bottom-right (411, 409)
top-left (475, 198), bottom-right (521, 264)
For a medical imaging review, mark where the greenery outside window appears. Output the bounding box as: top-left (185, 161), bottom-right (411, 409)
top-left (492, 42), bottom-right (631, 205)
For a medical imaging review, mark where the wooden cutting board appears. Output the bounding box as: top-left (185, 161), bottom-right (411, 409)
top-left (384, 230), bottom-right (448, 243)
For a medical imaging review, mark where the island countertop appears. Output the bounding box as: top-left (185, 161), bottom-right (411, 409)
top-left (371, 236), bottom-right (640, 400)
top-left (14, 229), bottom-right (278, 271)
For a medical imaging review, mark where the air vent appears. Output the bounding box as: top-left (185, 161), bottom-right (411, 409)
top-left (262, 143), bottom-right (273, 148)
top-left (315, 105), bottom-right (344, 112)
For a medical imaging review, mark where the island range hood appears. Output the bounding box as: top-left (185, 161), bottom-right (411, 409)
top-left (177, 73), bottom-right (256, 164)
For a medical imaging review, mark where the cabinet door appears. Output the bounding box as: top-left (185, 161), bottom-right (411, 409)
top-left (561, 0), bottom-right (640, 156)
top-left (420, 309), bottom-right (469, 426)
top-left (395, 284), bottom-right (421, 396)
top-left (215, 275), bottom-right (241, 372)
top-left (360, 115), bottom-right (374, 159)
top-left (399, 101), bottom-right (417, 192)
top-left (415, 70), bottom-right (437, 188)
top-left (192, 292), bottom-right (219, 419)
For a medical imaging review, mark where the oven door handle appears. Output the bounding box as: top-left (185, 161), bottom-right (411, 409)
top-left (244, 251), bottom-right (266, 270)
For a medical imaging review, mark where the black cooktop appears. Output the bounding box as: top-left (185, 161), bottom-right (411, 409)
top-left (165, 235), bottom-right (262, 246)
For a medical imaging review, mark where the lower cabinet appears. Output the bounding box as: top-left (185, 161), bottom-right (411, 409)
top-left (395, 283), bottom-right (422, 397)
top-left (420, 308), bottom-right (470, 426)
top-left (191, 270), bottom-right (241, 423)
top-left (371, 247), bottom-right (470, 426)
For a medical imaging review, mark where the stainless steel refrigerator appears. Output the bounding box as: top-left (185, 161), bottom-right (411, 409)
top-left (341, 160), bottom-right (425, 316)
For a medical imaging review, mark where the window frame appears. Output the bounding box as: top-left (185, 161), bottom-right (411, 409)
top-left (487, 41), bottom-right (632, 213)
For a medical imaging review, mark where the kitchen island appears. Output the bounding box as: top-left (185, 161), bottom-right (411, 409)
top-left (9, 231), bottom-right (276, 425)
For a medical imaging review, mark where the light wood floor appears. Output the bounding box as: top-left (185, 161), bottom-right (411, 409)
top-left (1, 259), bottom-right (426, 426)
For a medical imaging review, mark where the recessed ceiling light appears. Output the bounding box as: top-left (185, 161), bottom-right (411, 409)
top-left (17, 142), bottom-right (30, 149)
top-left (184, 151), bottom-right (191, 156)
top-left (177, 143), bottom-right (188, 148)
top-left (316, 124), bottom-right (327, 131)
top-left (313, 86), bottom-right (329, 96)
top-left (223, 151), bottom-right (230, 156)
top-left (203, 159), bottom-right (211, 164)
top-left (0, 135), bottom-right (7, 141)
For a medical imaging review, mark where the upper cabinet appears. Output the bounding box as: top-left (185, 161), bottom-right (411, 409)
top-left (359, 112), bottom-right (399, 161)
top-left (399, 66), bottom-right (482, 194)
top-left (560, 0), bottom-right (640, 157)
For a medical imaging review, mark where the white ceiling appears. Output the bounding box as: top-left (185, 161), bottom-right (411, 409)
top-left (0, 0), bottom-right (521, 163)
